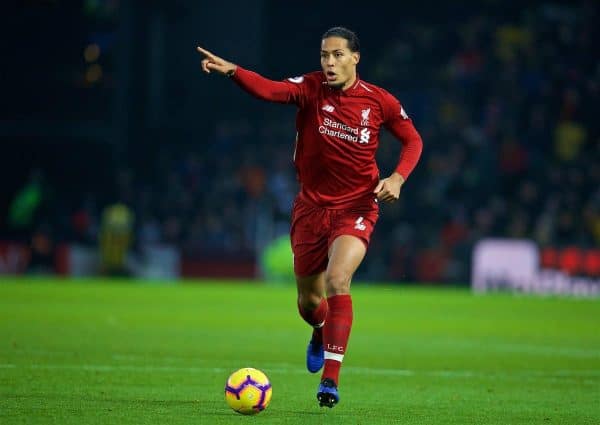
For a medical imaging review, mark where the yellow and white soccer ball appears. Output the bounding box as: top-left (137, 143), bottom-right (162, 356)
top-left (224, 367), bottom-right (272, 415)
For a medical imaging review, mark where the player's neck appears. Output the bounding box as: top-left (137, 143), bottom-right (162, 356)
top-left (341, 74), bottom-right (358, 91)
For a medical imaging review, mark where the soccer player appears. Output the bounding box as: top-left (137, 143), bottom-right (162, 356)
top-left (198, 26), bottom-right (422, 408)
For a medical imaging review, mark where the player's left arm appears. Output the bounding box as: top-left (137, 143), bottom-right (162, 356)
top-left (374, 94), bottom-right (423, 203)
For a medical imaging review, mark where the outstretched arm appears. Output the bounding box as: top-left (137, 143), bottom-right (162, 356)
top-left (197, 46), bottom-right (303, 104)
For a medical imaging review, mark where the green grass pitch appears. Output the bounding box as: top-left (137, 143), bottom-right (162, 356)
top-left (1, 277), bottom-right (599, 424)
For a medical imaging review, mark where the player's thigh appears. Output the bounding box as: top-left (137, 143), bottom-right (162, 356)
top-left (295, 272), bottom-right (326, 308)
top-left (325, 235), bottom-right (367, 295)
top-left (290, 198), bottom-right (330, 278)
top-left (324, 206), bottom-right (376, 295)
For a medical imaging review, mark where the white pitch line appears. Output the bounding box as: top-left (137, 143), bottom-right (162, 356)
top-left (1, 363), bottom-right (599, 381)
top-left (5, 342), bottom-right (599, 360)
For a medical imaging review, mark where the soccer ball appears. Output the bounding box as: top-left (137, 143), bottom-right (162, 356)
top-left (224, 367), bottom-right (272, 415)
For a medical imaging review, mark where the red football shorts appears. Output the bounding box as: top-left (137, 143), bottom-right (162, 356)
top-left (290, 197), bottom-right (379, 277)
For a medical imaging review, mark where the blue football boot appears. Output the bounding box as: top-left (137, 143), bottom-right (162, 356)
top-left (317, 378), bottom-right (339, 408)
top-left (306, 339), bottom-right (324, 373)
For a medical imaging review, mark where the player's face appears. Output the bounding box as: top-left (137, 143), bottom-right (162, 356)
top-left (320, 37), bottom-right (360, 90)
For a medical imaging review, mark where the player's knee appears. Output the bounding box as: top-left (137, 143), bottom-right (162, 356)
top-left (298, 292), bottom-right (322, 310)
top-left (325, 271), bottom-right (351, 296)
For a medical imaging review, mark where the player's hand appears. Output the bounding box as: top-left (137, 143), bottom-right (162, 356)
top-left (374, 172), bottom-right (405, 203)
top-left (196, 46), bottom-right (237, 76)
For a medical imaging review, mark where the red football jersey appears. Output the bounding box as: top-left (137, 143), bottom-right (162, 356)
top-left (232, 68), bottom-right (422, 208)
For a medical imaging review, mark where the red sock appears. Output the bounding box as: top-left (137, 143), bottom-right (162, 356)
top-left (297, 298), bottom-right (328, 344)
top-left (321, 294), bottom-right (353, 386)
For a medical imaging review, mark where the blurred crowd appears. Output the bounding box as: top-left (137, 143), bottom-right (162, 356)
top-left (368, 2), bottom-right (600, 281)
top-left (6, 2), bottom-right (599, 282)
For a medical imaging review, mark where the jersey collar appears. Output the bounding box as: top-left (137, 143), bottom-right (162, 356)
top-left (322, 72), bottom-right (362, 95)
top-left (340, 74), bottom-right (361, 96)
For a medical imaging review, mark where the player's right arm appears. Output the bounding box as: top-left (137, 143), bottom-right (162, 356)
top-left (197, 46), bottom-right (305, 105)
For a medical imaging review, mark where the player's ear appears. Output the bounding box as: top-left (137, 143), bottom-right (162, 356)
top-left (352, 52), bottom-right (360, 65)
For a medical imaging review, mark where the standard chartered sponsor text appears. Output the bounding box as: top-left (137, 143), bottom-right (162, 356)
top-left (319, 117), bottom-right (359, 142)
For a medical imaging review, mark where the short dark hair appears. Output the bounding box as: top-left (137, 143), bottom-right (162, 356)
top-left (322, 27), bottom-right (360, 52)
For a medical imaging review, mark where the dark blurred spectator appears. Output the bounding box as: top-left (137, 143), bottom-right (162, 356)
top-left (8, 169), bottom-right (45, 235)
top-left (99, 203), bottom-right (134, 276)
top-left (28, 223), bottom-right (55, 274)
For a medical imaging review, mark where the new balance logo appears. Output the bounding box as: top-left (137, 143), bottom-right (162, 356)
top-left (354, 216), bottom-right (366, 231)
top-left (322, 104), bottom-right (335, 112)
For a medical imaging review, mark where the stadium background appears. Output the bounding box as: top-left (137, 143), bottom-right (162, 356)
top-left (1, 0), bottom-right (598, 284)
top-left (1, 2), bottom-right (599, 424)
